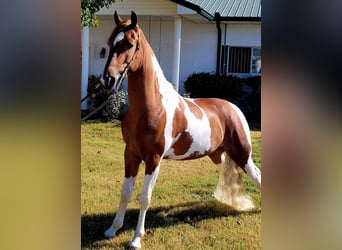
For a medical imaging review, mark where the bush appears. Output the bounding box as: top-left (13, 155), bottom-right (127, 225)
top-left (241, 76), bottom-right (261, 127)
top-left (101, 90), bottom-right (128, 122)
top-left (86, 75), bottom-right (128, 121)
top-left (184, 73), bottom-right (244, 103)
top-left (183, 73), bottom-right (260, 128)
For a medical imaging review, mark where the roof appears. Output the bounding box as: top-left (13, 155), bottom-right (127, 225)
top-left (170, 0), bottom-right (261, 21)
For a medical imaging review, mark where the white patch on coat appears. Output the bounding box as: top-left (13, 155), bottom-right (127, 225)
top-left (166, 98), bottom-right (211, 159)
top-left (150, 54), bottom-right (212, 159)
top-left (150, 54), bottom-right (179, 154)
top-left (113, 32), bottom-right (125, 47)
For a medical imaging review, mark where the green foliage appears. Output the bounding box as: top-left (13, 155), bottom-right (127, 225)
top-left (241, 76), bottom-right (261, 128)
top-left (101, 90), bottom-right (128, 122)
top-left (184, 73), bottom-right (261, 128)
top-left (87, 75), bottom-right (128, 121)
top-left (81, 0), bottom-right (116, 27)
top-left (184, 73), bottom-right (244, 102)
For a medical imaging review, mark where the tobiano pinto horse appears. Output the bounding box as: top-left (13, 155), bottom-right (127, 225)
top-left (99, 11), bottom-right (261, 249)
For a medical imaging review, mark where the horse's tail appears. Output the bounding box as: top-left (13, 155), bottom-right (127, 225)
top-left (214, 152), bottom-right (255, 211)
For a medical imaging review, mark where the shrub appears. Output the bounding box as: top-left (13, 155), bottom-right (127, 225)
top-left (101, 90), bottom-right (128, 122)
top-left (183, 73), bottom-right (260, 128)
top-left (242, 76), bottom-right (261, 127)
top-left (184, 73), bottom-right (244, 103)
top-left (86, 75), bottom-right (128, 121)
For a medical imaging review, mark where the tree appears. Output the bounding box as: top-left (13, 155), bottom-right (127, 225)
top-left (81, 0), bottom-right (116, 27)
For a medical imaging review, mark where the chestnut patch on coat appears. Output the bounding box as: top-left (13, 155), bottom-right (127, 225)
top-left (171, 131), bottom-right (193, 156)
top-left (172, 98), bottom-right (187, 138)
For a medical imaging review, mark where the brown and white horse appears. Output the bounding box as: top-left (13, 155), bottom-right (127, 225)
top-left (100, 11), bottom-right (261, 249)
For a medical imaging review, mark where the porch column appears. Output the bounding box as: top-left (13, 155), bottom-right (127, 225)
top-left (172, 15), bottom-right (182, 92)
top-left (81, 27), bottom-right (89, 110)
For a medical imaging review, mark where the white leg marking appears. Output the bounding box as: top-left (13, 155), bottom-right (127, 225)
top-left (104, 176), bottom-right (136, 238)
top-left (245, 156), bottom-right (261, 189)
top-left (128, 166), bottom-right (161, 248)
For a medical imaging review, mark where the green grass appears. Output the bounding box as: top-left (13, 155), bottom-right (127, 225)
top-left (81, 121), bottom-right (261, 249)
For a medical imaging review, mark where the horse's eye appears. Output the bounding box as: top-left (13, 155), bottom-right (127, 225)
top-left (127, 42), bottom-right (133, 49)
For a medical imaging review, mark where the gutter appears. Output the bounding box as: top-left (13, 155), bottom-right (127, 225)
top-left (215, 12), bottom-right (221, 75)
top-left (170, 0), bottom-right (214, 20)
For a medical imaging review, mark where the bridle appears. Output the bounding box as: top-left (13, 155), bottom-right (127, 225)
top-left (81, 12), bottom-right (140, 121)
top-left (102, 26), bottom-right (140, 92)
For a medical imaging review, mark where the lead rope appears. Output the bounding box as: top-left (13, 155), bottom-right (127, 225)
top-left (81, 83), bottom-right (100, 103)
top-left (81, 96), bottom-right (111, 121)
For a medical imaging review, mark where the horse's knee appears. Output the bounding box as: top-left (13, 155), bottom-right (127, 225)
top-left (121, 178), bottom-right (135, 203)
top-left (121, 188), bottom-right (132, 204)
top-left (138, 193), bottom-right (150, 210)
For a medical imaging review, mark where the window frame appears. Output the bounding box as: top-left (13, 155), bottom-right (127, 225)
top-left (220, 45), bottom-right (261, 76)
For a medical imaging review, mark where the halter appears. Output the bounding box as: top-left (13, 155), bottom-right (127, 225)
top-left (104, 27), bottom-right (140, 92)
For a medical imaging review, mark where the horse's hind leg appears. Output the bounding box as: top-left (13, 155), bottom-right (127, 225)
top-left (245, 156), bottom-right (261, 189)
top-left (104, 147), bottom-right (142, 238)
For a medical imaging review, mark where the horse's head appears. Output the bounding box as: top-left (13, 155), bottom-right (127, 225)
top-left (100, 11), bottom-right (140, 92)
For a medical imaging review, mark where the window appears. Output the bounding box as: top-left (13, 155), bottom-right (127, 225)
top-left (228, 47), bottom-right (251, 73)
top-left (251, 48), bottom-right (261, 73)
top-left (220, 46), bottom-right (261, 75)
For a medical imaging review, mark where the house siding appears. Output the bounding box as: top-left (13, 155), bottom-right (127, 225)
top-left (89, 18), bottom-right (260, 93)
top-left (97, 0), bottom-right (177, 16)
top-left (223, 23), bottom-right (261, 47)
top-left (180, 21), bottom-right (217, 85)
top-left (88, 1), bottom-right (261, 94)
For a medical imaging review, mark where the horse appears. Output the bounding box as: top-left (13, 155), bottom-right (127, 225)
top-left (99, 11), bottom-right (261, 249)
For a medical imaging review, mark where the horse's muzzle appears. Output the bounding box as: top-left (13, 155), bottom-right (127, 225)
top-left (100, 75), bottom-right (122, 92)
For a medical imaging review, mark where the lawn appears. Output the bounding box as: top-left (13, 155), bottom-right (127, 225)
top-left (81, 121), bottom-right (261, 249)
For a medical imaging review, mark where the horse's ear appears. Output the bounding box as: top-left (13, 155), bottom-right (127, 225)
top-left (131, 11), bottom-right (137, 28)
top-left (114, 11), bottom-right (123, 25)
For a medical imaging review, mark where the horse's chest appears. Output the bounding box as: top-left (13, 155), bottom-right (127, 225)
top-left (122, 110), bottom-right (166, 148)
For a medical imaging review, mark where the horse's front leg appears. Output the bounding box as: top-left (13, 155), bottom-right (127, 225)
top-left (128, 155), bottom-right (161, 249)
top-left (104, 147), bottom-right (141, 238)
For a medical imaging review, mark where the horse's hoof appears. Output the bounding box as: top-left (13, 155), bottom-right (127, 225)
top-left (126, 238), bottom-right (141, 249)
top-left (125, 246), bottom-right (138, 250)
top-left (104, 227), bottom-right (115, 238)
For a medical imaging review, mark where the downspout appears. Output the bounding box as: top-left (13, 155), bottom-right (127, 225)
top-left (215, 12), bottom-right (221, 75)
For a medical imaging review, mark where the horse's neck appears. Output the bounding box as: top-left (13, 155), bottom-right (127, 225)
top-left (127, 35), bottom-right (178, 111)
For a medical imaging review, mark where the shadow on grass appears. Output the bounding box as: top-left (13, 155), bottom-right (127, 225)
top-left (81, 200), bottom-right (260, 249)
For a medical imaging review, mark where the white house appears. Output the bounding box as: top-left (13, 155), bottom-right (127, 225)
top-left (81, 0), bottom-right (261, 110)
